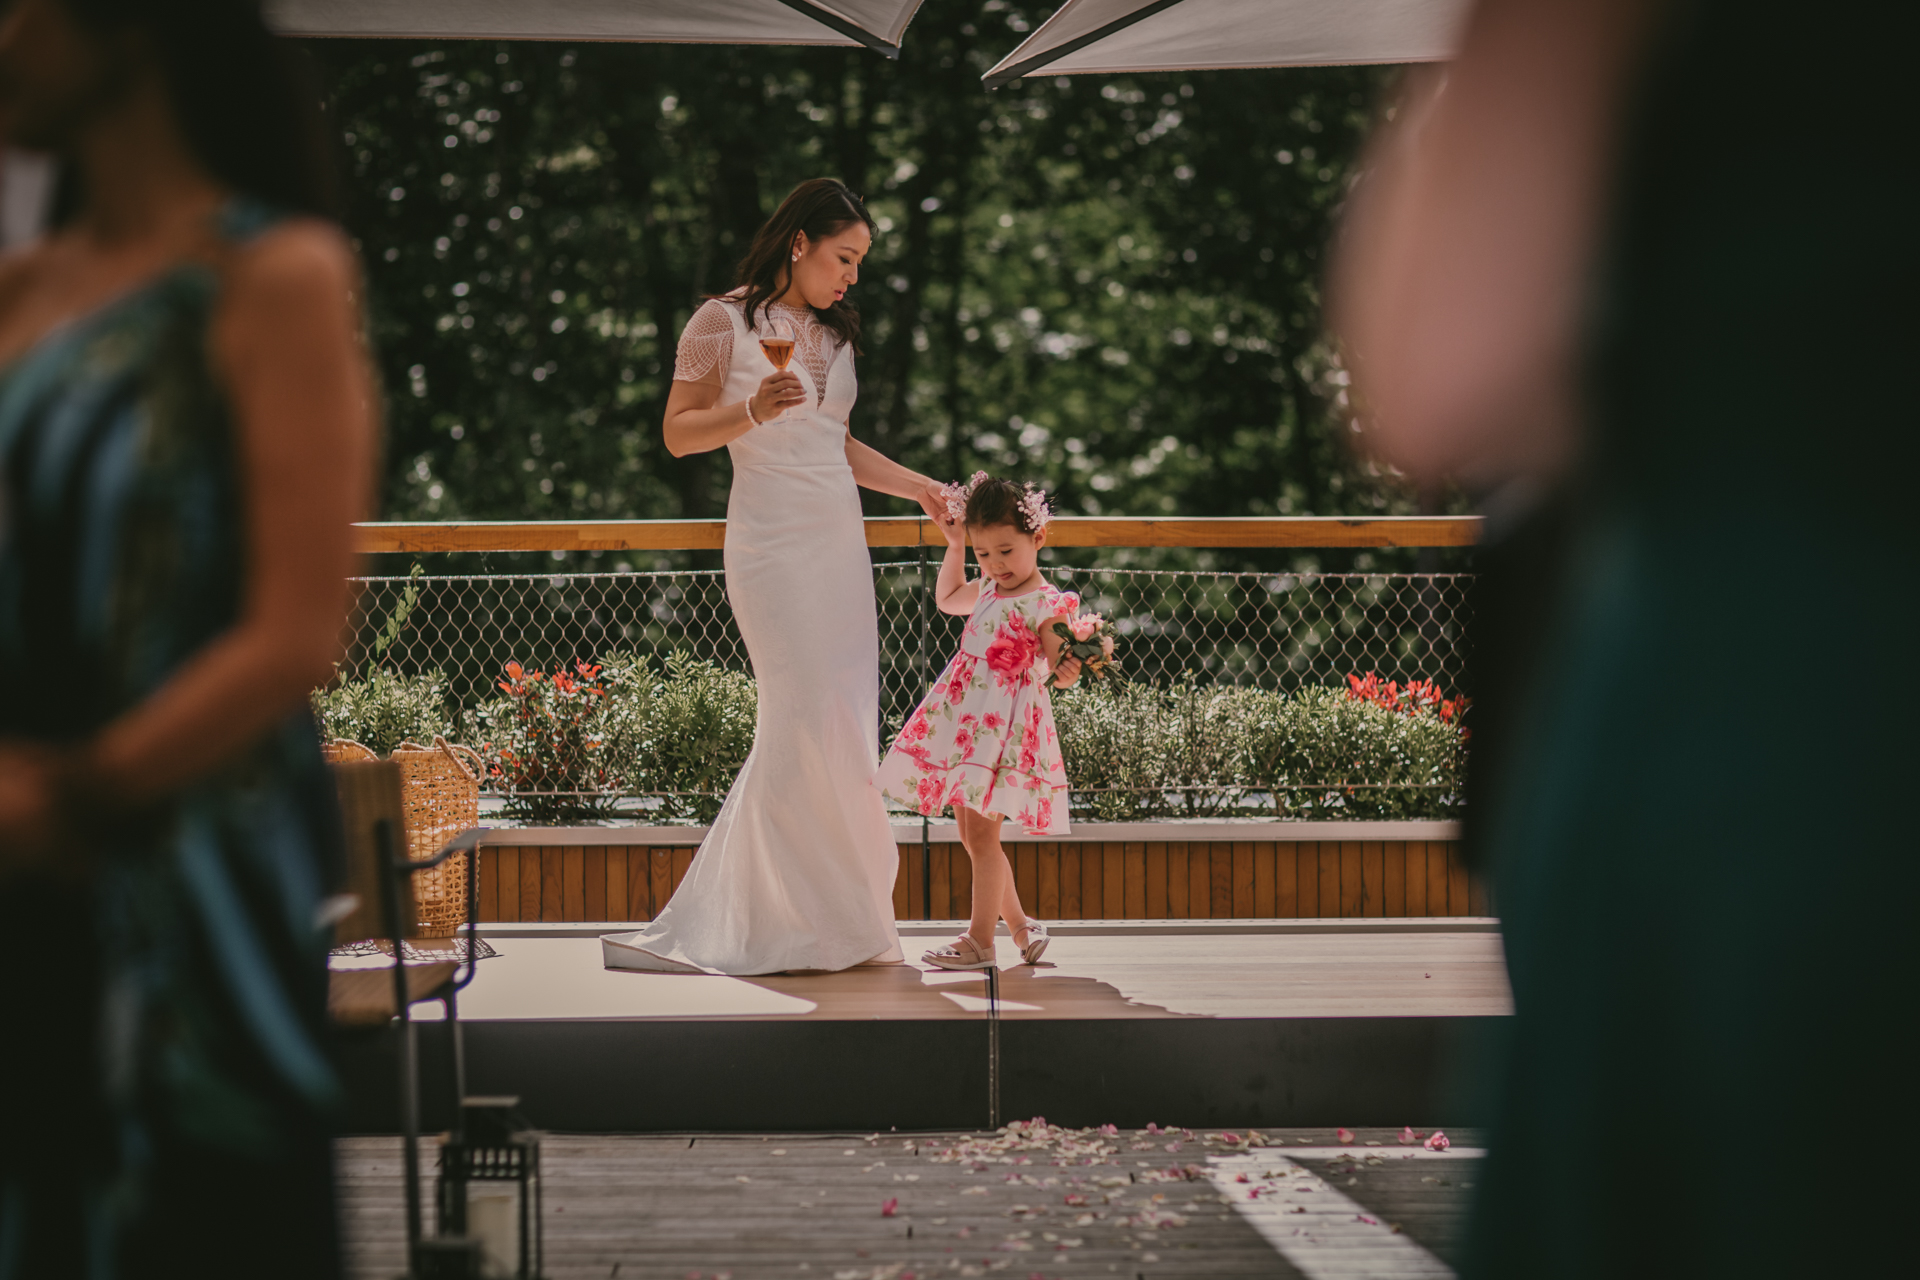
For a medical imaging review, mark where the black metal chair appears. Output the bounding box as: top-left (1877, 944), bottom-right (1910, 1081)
top-left (329, 759), bottom-right (486, 1276)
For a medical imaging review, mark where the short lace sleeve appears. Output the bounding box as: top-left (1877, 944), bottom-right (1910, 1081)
top-left (673, 299), bottom-right (735, 386)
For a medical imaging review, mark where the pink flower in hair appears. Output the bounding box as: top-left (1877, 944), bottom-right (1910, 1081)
top-left (941, 471), bottom-right (990, 523)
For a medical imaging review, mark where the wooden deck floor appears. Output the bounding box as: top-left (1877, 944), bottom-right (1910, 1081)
top-left (339, 1127), bottom-right (1485, 1280)
top-left (405, 928), bottom-right (1512, 1023)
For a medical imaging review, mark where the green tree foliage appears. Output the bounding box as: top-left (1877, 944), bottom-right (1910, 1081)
top-left (309, 3), bottom-right (1422, 560)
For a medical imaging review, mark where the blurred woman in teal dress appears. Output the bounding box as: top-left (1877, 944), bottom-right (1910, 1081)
top-left (1333, 0), bottom-right (1913, 1275)
top-left (0, 2), bottom-right (373, 1275)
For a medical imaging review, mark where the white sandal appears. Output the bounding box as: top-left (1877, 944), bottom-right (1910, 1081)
top-left (1012, 921), bottom-right (1050, 966)
top-left (922, 933), bottom-right (996, 971)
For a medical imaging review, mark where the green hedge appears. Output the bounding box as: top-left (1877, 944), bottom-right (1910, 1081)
top-left (314, 665), bottom-right (1462, 823)
top-left (1053, 681), bottom-right (1465, 821)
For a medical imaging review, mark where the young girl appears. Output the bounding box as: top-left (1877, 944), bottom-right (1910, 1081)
top-left (875, 475), bottom-right (1083, 970)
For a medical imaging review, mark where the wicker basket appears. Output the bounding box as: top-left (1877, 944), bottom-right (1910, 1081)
top-left (389, 738), bottom-right (483, 937)
top-left (324, 737), bottom-right (482, 938)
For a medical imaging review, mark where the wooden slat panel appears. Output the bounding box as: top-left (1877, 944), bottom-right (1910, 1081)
top-left (1014, 844), bottom-right (1039, 916)
top-left (1383, 842), bottom-right (1406, 917)
top-left (905, 839), bottom-right (925, 921)
top-left (1208, 845), bottom-right (1233, 919)
top-left (931, 843), bottom-right (953, 923)
top-left (583, 847), bottom-right (607, 922)
top-left (1190, 846), bottom-right (1213, 919)
top-left (494, 848), bottom-right (519, 921)
top-left (355, 514), bottom-right (1482, 555)
top-left (1082, 844), bottom-right (1104, 919)
top-left (670, 847), bottom-right (695, 895)
top-left (1427, 842), bottom-right (1452, 915)
top-left (1231, 842), bottom-right (1255, 918)
top-left (605, 847), bottom-right (627, 921)
top-left (1275, 843), bottom-right (1298, 918)
top-left (476, 848), bottom-right (499, 923)
top-left (519, 848), bottom-right (542, 923)
top-left (1253, 842), bottom-right (1276, 918)
top-left (1144, 843), bottom-right (1168, 920)
top-left (1166, 843), bottom-right (1190, 918)
top-left (1449, 844), bottom-right (1473, 918)
top-left (1361, 841), bottom-right (1384, 918)
top-left (948, 843), bottom-right (972, 920)
top-left (1318, 844), bottom-right (1341, 918)
top-left (1336, 841), bottom-right (1362, 918)
top-left (543, 848), bottom-right (566, 923)
top-left (1403, 842), bottom-right (1428, 916)
top-left (625, 849), bottom-right (649, 920)
top-left (892, 848), bottom-right (911, 919)
top-left (1102, 845), bottom-right (1125, 919)
top-left (1037, 843), bottom-right (1061, 920)
top-left (1122, 842), bottom-right (1146, 919)
top-left (1061, 845), bottom-right (1082, 919)
top-left (1296, 843), bottom-right (1319, 918)
top-left (651, 848), bottom-right (673, 917)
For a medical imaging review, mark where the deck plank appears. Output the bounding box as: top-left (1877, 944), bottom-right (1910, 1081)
top-left (341, 1127), bottom-right (1484, 1280)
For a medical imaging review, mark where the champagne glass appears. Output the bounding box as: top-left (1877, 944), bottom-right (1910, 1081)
top-left (758, 316), bottom-right (797, 422)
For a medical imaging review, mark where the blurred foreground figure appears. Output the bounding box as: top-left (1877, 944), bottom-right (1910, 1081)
top-left (1334, 0), bottom-right (1914, 1275)
top-left (0, 2), bottom-right (372, 1275)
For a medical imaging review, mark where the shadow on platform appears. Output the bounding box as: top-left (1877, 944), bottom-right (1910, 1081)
top-left (339, 928), bottom-right (1506, 1133)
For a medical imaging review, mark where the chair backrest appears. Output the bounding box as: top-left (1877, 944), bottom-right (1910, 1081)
top-left (331, 759), bottom-right (417, 947)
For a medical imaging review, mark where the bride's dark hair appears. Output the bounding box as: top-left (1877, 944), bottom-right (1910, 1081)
top-left (732, 178), bottom-right (877, 352)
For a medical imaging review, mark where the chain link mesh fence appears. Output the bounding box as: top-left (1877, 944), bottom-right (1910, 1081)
top-left (341, 561), bottom-right (1472, 816)
top-left (346, 561), bottom-right (1471, 725)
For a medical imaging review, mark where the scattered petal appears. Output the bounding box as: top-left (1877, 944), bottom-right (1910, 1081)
top-left (1336, 1128), bottom-right (1355, 1145)
top-left (882, 1197), bottom-right (899, 1217)
top-left (1399, 1126), bottom-right (1418, 1145)
top-left (1425, 1131), bottom-right (1451, 1152)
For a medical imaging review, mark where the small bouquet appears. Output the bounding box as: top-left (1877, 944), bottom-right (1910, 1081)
top-left (1048, 610), bottom-right (1121, 687)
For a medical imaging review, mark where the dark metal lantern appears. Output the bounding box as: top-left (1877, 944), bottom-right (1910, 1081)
top-left (436, 1096), bottom-right (544, 1279)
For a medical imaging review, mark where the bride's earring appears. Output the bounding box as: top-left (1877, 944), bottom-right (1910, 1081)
top-left (791, 252), bottom-right (801, 262)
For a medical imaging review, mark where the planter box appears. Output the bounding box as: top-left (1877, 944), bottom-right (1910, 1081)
top-left (472, 821), bottom-right (1484, 924)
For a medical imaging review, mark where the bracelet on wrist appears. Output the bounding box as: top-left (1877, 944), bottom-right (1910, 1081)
top-left (743, 397), bottom-right (762, 427)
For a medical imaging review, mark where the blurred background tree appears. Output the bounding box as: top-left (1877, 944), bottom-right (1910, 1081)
top-left (309, 1), bottom-right (1448, 571)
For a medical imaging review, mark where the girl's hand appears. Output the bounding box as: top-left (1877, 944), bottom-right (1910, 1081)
top-left (937, 511), bottom-right (966, 547)
top-left (749, 370), bottom-right (805, 423)
top-left (1052, 655), bottom-right (1083, 689)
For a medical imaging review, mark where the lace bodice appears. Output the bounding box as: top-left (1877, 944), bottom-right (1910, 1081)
top-left (674, 296), bottom-right (841, 408)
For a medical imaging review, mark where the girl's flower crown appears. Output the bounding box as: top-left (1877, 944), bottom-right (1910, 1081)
top-left (941, 471), bottom-right (1055, 533)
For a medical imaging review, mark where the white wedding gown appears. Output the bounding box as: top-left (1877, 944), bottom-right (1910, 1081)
top-left (602, 296), bottom-right (903, 974)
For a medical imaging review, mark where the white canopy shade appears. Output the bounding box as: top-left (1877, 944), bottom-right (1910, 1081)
top-left (982, 0), bottom-right (1469, 87)
top-left (267, 0), bottom-right (928, 57)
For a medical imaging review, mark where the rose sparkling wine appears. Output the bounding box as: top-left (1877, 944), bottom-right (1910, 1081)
top-left (759, 336), bottom-right (795, 369)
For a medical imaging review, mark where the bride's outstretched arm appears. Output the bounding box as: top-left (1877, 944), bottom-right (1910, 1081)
top-left (845, 431), bottom-right (947, 522)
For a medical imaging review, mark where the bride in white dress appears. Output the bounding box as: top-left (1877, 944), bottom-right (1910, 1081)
top-left (603, 179), bottom-right (946, 975)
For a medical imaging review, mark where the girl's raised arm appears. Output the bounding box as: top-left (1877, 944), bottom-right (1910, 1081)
top-left (933, 517), bottom-right (980, 615)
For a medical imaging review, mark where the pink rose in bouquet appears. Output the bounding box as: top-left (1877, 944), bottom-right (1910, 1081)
top-left (1045, 609), bottom-right (1122, 686)
top-left (1069, 611), bottom-right (1105, 642)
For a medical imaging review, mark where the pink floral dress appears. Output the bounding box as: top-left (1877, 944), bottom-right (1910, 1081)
top-left (875, 581), bottom-right (1076, 835)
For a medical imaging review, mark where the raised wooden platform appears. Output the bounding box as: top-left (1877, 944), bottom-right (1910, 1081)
top-left (473, 822), bottom-right (1485, 924)
top-left (338, 923), bottom-right (1508, 1135)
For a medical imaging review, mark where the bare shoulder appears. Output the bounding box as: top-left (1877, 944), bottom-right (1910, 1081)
top-left (222, 218), bottom-right (360, 312)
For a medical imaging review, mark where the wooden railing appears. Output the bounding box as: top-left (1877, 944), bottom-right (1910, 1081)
top-left (353, 515), bottom-right (1481, 555)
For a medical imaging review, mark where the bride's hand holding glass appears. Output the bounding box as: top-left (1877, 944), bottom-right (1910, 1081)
top-left (749, 368), bottom-right (805, 425)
